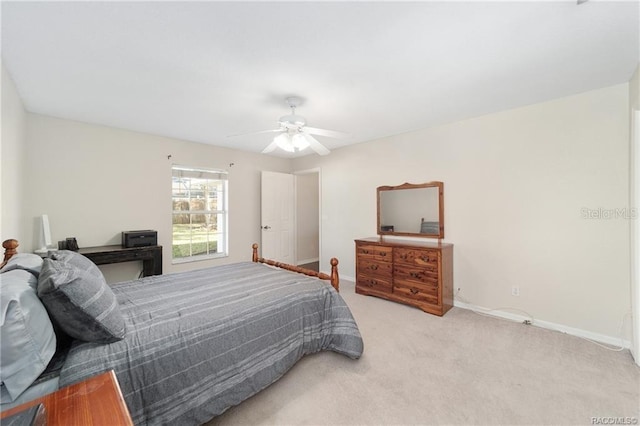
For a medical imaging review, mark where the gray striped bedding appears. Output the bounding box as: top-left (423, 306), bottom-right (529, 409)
top-left (58, 261), bottom-right (363, 425)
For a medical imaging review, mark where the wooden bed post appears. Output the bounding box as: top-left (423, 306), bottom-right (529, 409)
top-left (1, 239), bottom-right (18, 269)
top-left (330, 258), bottom-right (339, 292)
top-left (252, 243), bottom-right (259, 263)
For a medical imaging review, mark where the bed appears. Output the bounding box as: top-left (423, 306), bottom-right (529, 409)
top-left (0, 239), bottom-right (363, 425)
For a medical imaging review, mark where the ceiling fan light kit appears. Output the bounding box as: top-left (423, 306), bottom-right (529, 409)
top-left (228, 96), bottom-right (345, 156)
top-left (273, 131), bottom-right (311, 153)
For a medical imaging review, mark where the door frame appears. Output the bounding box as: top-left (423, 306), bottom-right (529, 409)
top-left (632, 110), bottom-right (639, 365)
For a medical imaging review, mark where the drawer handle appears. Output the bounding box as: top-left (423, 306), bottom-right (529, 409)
top-left (362, 249), bottom-right (369, 254)
top-left (367, 280), bottom-right (377, 287)
top-left (410, 288), bottom-right (419, 295)
top-left (409, 272), bottom-right (422, 279)
top-left (380, 252), bottom-right (386, 257)
top-left (369, 264), bottom-right (379, 270)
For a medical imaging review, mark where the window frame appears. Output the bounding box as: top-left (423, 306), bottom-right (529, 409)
top-left (171, 165), bottom-right (229, 264)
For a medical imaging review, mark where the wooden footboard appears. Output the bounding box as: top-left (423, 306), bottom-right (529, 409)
top-left (1, 239), bottom-right (339, 292)
top-left (252, 243), bottom-right (339, 292)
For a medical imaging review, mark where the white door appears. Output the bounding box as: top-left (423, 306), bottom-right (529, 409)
top-left (261, 171), bottom-right (295, 263)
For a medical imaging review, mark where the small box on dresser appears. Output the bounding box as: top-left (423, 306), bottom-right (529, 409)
top-left (355, 237), bottom-right (454, 316)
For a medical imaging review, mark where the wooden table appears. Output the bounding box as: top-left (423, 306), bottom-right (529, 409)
top-left (78, 244), bottom-right (163, 277)
top-left (0, 370), bottom-right (134, 426)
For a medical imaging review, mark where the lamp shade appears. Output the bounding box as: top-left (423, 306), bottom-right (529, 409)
top-left (292, 133), bottom-right (310, 150)
top-left (274, 133), bottom-right (294, 152)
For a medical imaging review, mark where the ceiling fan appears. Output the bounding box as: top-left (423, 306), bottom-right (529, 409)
top-left (230, 97), bottom-right (345, 156)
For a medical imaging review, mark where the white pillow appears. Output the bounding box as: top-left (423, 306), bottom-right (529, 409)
top-left (0, 269), bottom-right (56, 402)
top-left (0, 253), bottom-right (44, 281)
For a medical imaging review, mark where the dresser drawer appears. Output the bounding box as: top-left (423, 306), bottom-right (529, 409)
top-left (356, 274), bottom-right (392, 293)
top-left (394, 264), bottom-right (439, 285)
top-left (394, 248), bottom-right (439, 266)
top-left (394, 282), bottom-right (439, 305)
top-left (356, 244), bottom-right (392, 262)
top-left (357, 258), bottom-right (392, 278)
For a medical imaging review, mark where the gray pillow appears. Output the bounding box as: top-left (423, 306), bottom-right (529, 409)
top-left (50, 250), bottom-right (103, 280)
top-left (1, 269), bottom-right (57, 402)
top-left (38, 257), bottom-right (126, 343)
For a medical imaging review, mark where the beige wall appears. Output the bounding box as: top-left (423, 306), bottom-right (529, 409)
top-left (21, 114), bottom-right (291, 282)
top-left (1, 65), bottom-right (27, 240)
top-left (293, 83), bottom-right (631, 340)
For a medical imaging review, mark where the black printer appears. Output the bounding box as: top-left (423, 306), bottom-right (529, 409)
top-left (122, 230), bottom-right (158, 248)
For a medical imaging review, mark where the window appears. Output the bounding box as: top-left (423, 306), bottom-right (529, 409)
top-left (172, 166), bottom-right (228, 263)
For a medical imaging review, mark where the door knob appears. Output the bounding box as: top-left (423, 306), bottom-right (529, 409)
top-left (261, 225), bottom-right (271, 230)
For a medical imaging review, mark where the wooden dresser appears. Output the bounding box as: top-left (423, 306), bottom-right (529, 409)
top-left (355, 237), bottom-right (454, 316)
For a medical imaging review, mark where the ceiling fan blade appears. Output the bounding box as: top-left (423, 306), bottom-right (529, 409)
top-left (304, 126), bottom-right (347, 139)
top-left (302, 132), bottom-right (330, 156)
top-left (227, 128), bottom-right (282, 138)
top-left (261, 139), bottom-right (280, 154)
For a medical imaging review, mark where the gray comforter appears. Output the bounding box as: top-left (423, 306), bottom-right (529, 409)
top-left (59, 262), bottom-right (363, 425)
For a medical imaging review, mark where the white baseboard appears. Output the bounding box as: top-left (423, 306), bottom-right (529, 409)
top-left (339, 278), bottom-right (630, 349)
top-left (454, 300), bottom-right (631, 349)
top-left (297, 257), bottom-right (319, 266)
top-left (341, 274), bottom-right (355, 282)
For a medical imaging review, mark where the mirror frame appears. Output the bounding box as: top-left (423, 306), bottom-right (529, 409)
top-left (377, 181), bottom-right (444, 239)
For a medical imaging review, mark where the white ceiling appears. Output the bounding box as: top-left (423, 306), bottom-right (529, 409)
top-left (2, 1), bottom-right (638, 158)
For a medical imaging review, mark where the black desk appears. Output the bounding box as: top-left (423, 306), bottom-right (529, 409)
top-left (78, 245), bottom-right (163, 277)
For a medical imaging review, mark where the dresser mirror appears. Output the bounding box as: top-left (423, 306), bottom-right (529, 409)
top-left (377, 181), bottom-right (444, 239)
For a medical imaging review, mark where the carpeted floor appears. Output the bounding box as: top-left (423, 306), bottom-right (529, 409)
top-left (208, 279), bottom-right (639, 425)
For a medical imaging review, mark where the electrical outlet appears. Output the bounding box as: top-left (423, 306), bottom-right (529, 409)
top-left (511, 286), bottom-right (520, 296)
